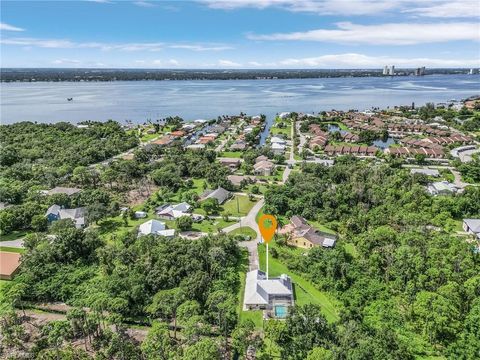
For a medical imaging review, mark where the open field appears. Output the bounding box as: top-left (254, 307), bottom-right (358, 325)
top-left (222, 195), bottom-right (257, 217)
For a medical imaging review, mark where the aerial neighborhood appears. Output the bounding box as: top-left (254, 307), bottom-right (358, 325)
top-left (1, 96), bottom-right (479, 359)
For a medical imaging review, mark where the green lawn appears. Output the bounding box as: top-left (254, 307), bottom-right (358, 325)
top-left (344, 243), bottom-right (359, 258)
top-left (270, 125), bottom-right (291, 138)
top-left (228, 227), bottom-right (257, 239)
top-left (0, 247), bottom-right (24, 254)
top-left (191, 218), bottom-right (236, 233)
top-left (222, 195), bottom-right (257, 217)
top-left (258, 243), bottom-right (340, 323)
top-left (0, 231), bottom-right (27, 242)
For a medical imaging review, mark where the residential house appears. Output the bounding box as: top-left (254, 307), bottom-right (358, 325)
top-left (219, 158), bottom-right (241, 171)
top-left (463, 219), bottom-right (480, 239)
top-left (45, 204), bottom-right (86, 229)
top-left (270, 136), bottom-right (287, 145)
top-left (0, 251), bottom-right (21, 280)
top-left (255, 155), bottom-right (269, 163)
top-left (138, 219), bottom-right (175, 238)
top-left (427, 181), bottom-right (458, 195)
top-left (271, 142), bottom-right (286, 155)
top-left (151, 135), bottom-right (174, 147)
top-left (156, 202), bottom-right (191, 220)
top-left (254, 160), bottom-right (275, 176)
top-left (243, 269), bottom-right (294, 315)
top-left (134, 211), bottom-right (148, 218)
top-left (200, 187), bottom-right (231, 204)
top-left (280, 216), bottom-right (336, 249)
top-left (230, 140), bottom-right (247, 151)
top-left (227, 175), bottom-right (256, 187)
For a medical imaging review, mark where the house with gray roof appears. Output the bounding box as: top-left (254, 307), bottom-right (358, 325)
top-left (200, 186), bottom-right (231, 204)
top-left (243, 269), bottom-right (294, 316)
top-left (46, 204), bottom-right (86, 229)
top-left (463, 219), bottom-right (480, 239)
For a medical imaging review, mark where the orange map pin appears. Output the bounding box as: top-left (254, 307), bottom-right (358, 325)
top-left (258, 214), bottom-right (277, 244)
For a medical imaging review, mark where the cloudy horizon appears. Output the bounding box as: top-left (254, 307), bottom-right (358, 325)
top-left (1, 0), bottom-right (479, 69)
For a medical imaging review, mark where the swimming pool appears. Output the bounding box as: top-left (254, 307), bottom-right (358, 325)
top-left (274, 305), bottom-right (288, 318)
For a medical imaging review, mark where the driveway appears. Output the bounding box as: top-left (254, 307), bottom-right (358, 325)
top-left (0, 239), bottom-right (24, 248)
top-left (223, 198), bottom-right (264, 271)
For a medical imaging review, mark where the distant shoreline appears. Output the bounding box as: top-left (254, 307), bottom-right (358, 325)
top-left (0, 68), bottom-right (475, 83)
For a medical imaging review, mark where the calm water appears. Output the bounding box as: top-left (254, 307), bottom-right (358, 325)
top-left (1, 74), bottom-right (479, 125)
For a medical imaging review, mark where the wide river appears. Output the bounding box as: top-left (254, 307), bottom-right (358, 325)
top-left (1, 74), bottom-right (478, 125)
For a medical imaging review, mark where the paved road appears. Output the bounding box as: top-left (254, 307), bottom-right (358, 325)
top-left (0, 239), bottom-right (24, 248)
top-left (223, 198), bottom-right (264, 271)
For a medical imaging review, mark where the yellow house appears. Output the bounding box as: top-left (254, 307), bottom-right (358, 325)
top-left (283, 216), bottom-right (336, 249)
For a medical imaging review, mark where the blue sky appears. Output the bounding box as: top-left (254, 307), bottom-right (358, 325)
top-left (1, 0), bottom-right (479, 68)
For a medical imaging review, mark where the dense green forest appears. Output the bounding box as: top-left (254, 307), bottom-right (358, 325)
top-left (0, 121), bottom-right (138, 234)
top-left (262, 158), bottom-right (480, 358)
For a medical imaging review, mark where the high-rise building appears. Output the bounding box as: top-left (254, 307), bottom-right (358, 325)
top-left (382, 65), bottom-right (395, 76)
top-left (414, 66), bottom-right (426, 76)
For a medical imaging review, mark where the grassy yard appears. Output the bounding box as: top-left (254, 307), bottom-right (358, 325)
top-left (344, 242), bottom-right (359, 258)
top-left (258, 243), bottom-right (340, 323)
top-left (270, 125), bottom-right (291, 138)
top-left (0, 247), bottom-right (24, 254)
top-left (0, 231), bottom-right (27, 242)
top-left (222, 195), bottom-right (257, 217)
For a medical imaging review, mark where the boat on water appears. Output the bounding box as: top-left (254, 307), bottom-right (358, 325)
top-left (67, 98), bottom-right (73, 101)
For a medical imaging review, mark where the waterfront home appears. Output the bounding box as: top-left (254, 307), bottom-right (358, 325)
top-left (156, 202), bottom-right (191, 220)
top-left (280, 216), bottom-right (336, 249)
top-left (254, 160), bottom-right (275, 176)
top-left (271, 142), bottom-right (286, 155)
top-left (463, 219), bottom-right (480, 239)
top-left (427, 181), bottom-right (458, 196)
top-left (0, 251), bottom-right (21, 280)
top-left (138, 219), bottom-right (175, 238)
top-left (270, 136), bottom-right (287, 145)
top-left (200, 186), bottom-right (231, 204)
top-left (243, 269), bottom-right (294, 316)
top-left (45, 204), bottom-right (86, 229)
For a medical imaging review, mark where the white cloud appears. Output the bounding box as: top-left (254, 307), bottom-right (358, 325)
top-left (202, 0), bottom-right (479, 18)
top-left (274, 53), bottom-right (480, 68)
top-left (218, 59), bottom-right (242, 67)
top-left (0, 22), bottom-right (25, 32)
top-left (247, 61), bottom-right (262, 66)
top-left (52, 58), bottom-right (81, 65)
top-left (1, 37), bottom-right (232, 52)
top-left (134, 1), bottom-right (156, 7)
top-left (169, 44), bottom-right (233, 51)
top-left (404, 0), bottom-right (480, 18)
top-left (248, 21), bottom-right (480, 45)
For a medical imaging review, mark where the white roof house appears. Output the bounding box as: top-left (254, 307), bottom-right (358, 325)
top-left (156, 202), bottom-right (191, 220)
top-left (271, 142), bottom-right (286, 154)
top-left (243, 270), bottom-right (294, 312)
top-left (138, 219), bottom-right (175, 238)
top-left (463, 219), bottom-right (480, 239)
top-left (278, 112), bottom-right (291, 119)
top-left (270, 136), bottom-right (287, 145)
top-left (427, 181), bottom-right (458, 195)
